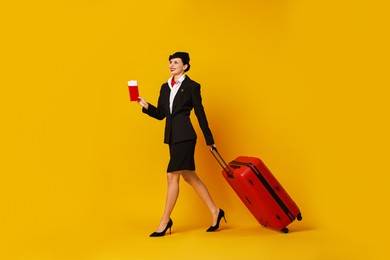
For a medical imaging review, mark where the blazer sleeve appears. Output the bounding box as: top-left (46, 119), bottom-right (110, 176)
top-left (191, 83), bottom-right (215, 145)
top-left (142, 85), bottom-right (167, 120)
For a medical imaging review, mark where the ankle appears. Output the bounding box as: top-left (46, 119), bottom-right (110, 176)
top-left (160, 216), bottom-right (171, 224)
top-left (211, 208), bottom-right (220, 215)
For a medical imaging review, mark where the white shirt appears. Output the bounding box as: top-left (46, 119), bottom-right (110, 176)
top-left (167, 74), bottom-right (186, 114)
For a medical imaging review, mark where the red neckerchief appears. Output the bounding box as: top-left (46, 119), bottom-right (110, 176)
top-left (171, 77), bottom-right (176, 87)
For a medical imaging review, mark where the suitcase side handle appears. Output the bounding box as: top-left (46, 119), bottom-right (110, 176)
top-left (210, 147), bottom-right (234, 178)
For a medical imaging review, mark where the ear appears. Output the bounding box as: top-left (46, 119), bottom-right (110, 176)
top-left (183, 64), bottom-right (188, 71)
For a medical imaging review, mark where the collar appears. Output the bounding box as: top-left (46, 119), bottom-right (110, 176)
top-left (167, 74), bottom-right (186, 88)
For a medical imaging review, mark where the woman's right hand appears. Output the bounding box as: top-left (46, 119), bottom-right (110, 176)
top-left (137, 96), bottom-right (149, 110)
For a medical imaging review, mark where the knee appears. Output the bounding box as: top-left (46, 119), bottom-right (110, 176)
top-left (167, 172), bottom-right (181, 184)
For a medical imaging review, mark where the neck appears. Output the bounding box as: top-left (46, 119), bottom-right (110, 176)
top-left (173, 73), bottom-right (184, 81)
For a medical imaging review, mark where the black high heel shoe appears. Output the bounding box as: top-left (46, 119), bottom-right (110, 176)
top-left (150, 219), bottom-right (173, 237)
top-left (206, 209), bottom-right (226, 232)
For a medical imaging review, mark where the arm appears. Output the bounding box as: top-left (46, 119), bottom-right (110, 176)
top-left (137, 96), bottom-right (166, 120)
top-left (191, 83), bottom-right (215, 146)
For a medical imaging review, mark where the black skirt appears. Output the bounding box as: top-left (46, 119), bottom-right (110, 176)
top-left (167, 139), bottom-right (196, 172)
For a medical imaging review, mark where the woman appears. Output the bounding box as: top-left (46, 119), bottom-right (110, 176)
top-left (137, 52), bottom-right (225, 237)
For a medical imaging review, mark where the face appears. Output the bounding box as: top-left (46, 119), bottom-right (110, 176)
top-left (169, 58), bottom-right (188, 76)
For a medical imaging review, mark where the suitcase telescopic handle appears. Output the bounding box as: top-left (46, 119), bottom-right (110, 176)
top-left (210, 146), bottom-right (234, 178)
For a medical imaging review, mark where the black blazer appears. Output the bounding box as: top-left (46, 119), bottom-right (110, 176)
top-left (143, 76), bottom-right (214, 145)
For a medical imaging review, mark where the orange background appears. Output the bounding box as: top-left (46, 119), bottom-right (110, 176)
top-left (1, 0), bottom-right (389, 259)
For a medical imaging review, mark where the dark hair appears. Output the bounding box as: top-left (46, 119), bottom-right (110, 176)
top-left (169, 52), bottom-right (190, 72)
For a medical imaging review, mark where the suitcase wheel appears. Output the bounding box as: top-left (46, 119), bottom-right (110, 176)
top-left (281, 227), bottom-right (289, 233)
top-left (297, 213), bottom-right (302, 221)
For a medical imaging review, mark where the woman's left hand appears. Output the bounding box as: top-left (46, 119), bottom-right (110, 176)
top-left (208, 144), bottom-right (216, 151)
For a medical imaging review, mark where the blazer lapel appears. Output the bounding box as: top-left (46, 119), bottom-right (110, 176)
top-left (172, 76), bottom-right (190, 114)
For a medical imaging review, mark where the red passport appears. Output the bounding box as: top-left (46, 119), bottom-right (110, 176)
top-left (128, 80), bottom-right (139, 101)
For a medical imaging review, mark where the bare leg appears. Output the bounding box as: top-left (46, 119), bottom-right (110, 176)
top-left (181, 170), bottom-right (220, 226)
top-left (155, 171), bottom-right (181, 232)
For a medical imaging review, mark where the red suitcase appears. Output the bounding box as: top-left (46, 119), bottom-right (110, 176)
top-left (211, 148), bottom-right (302, 233)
